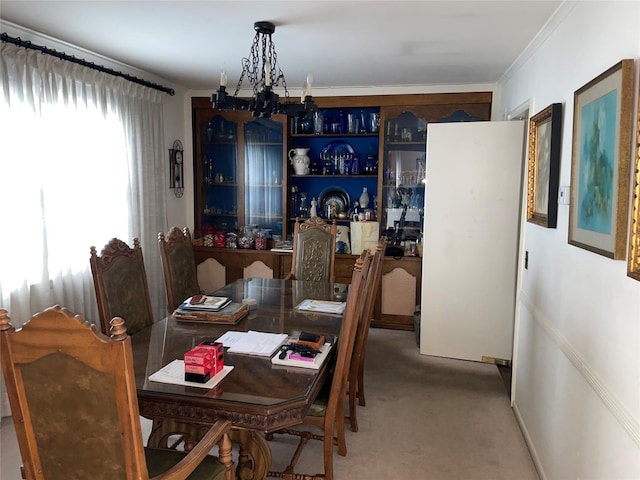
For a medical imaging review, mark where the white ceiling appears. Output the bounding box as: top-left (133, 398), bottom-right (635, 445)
top-left (0, 1), bottom-right (561, 92)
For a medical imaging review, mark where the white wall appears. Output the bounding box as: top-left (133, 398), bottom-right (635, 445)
top-left (497, 2), bottom-right (640, 478)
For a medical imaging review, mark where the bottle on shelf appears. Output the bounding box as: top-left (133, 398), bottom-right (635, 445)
top-left (359, 187), bottom-right (370, 209)
top-left (299, 192), bottom-right (309, 217)
top-left (351, 155), bottom-right (361, 175)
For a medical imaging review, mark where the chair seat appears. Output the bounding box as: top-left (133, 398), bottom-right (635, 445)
top-left (145, 447), bottom-right (228, 480)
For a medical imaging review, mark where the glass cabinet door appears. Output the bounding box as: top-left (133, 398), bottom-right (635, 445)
top-left (201, 113), bottom-right (239, 232)
top-left (195, 110), bottom-right (286, 238)
top-left (380, 110), bottom-right (427, 248)
top-left (244, 118), bottom-right (285, 233)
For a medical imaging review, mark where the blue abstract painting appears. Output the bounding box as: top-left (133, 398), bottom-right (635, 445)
top-left (577, 89), bottom-right (617, 234)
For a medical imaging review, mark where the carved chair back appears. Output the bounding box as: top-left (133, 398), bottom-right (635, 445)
top-left (287, 217), bottom-right (337, 283)
top-left (158, 227), bottom-right (202, 313)
top-left (0, 306), bottom-right (234, 480)
top-left (89, 238), bottom-right (154, 335)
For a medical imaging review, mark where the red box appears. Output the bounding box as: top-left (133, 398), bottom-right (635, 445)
top-left (184, 346), bottom-right (215, 383)
top-left (185, 363), bottom-right (212, 375)
top-left (199, 341), bottom-right (224, 375)
top-left (184, 347), bottom-right (213, 365)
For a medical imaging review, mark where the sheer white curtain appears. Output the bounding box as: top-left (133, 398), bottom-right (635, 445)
top-left (0, 42), bottom-right (168, 328)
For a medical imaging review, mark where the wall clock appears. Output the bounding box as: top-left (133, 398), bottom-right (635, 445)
top-left (169, 139), bottom-right (184, 198)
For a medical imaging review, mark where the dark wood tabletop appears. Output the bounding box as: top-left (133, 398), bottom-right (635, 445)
top-left (131, 278), bottom-right (347, 433)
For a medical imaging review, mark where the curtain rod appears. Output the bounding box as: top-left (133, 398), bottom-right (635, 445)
top-left (1, 32), bottom-right (175, 96)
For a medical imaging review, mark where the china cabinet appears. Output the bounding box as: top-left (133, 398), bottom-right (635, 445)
top-left (191, 93), bottom-right (492, 330)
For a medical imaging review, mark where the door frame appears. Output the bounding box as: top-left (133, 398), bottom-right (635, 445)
top-left (507, 97), bottom-right (534, 404)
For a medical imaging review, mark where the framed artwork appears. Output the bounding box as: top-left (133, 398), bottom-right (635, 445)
top-left (527, 103), bottom-right (562, 228)
top-left (628, 80), bottom-right (640, 281)
top-left (568, 59), bottom-right (634, 259)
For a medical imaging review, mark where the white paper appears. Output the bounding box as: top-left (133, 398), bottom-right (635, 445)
top-left (148, 360), bottom-right (234, 389)
top-left (215, 330), bottom-right (288, 357)
top-left (296, 299), bottom-right (346, 315)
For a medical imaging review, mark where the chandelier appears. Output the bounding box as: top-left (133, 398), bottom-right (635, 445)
top-left (211, 21), bottom-right (317, 119)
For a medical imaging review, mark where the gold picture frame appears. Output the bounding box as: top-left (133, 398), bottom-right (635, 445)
top-left (527, 103), bottom-right (562, 228)
top-left (628, 82), bottom-right (640, 280)
top-left (568, 59), bottom-right (634, 259)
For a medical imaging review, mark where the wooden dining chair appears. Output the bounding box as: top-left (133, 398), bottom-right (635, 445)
top-left (347, 235), bottom-right (387, 432)
top-left (0, 305), bottom-right (234, 480)
top-left (284, 217), bottom-right (337, 283)
top-left (158, 226), bottom-right (203, 313)
top-left (90, 237), bottom-right (154, 336)
top-left (268, 250), bottom-right (372, 480)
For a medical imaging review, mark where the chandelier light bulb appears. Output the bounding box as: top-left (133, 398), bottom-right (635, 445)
top-left (264, 59), bottom-right (271, 87)
top-left (220, 67), bottom-right (227, 88)
top-left (305, 73), bottom-right (313, 97)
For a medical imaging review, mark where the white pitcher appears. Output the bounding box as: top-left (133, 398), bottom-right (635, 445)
top-left (289, 148), bottom-right (310, 175)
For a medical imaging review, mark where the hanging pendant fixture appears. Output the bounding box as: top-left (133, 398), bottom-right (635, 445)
top-left (211, 21), bottom-right (317, 119)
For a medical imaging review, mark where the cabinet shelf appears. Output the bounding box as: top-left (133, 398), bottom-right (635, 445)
top-left (385, 141), bottom-right (427, 147)
top-left (291, 174), bottom-right (377, 179)
top-left (204, 181), bottom-right (238, 187)
top-left (291, 133), bottom-right (379, 139)
top-left (248, 213), bottom-right (281, 219)
top-left (383, 183), bottom-right (425, 189)
top-left (287, 216), bottom-right (353, 224)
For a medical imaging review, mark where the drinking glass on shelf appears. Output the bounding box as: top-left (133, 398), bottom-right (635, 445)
top-left (347, 113), bottom-right (359, 133)
top-left (313, 111), bottom-right (324, 135)
top-left (368, 112), bottom-right (380, 133)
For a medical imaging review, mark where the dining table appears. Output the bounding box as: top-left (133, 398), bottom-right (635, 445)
top-left (130, 277), bottom-right (348, 480)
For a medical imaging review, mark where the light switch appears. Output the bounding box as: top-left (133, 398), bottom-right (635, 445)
top-left (558, 186), bottom-right (570, 205)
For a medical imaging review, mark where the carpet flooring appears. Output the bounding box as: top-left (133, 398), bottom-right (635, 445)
top-left (1, 328), bottom-right (538, 479)
top-left (267, 328), bottom-right (538, 479)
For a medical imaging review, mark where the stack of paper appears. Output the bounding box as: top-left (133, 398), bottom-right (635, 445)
top-left (215, 330), bottom-right (288, 357)
top-left (296, 299), bottom-right (346, 315)
top-left (148, 360), bottom-right (234, 389)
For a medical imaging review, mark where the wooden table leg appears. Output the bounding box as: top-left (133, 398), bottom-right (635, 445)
top-left (230, 427), bottom-right (272, 480)
top-left (146, 419), bottom-right (272, 480)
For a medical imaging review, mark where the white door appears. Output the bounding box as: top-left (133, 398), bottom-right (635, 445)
top-left (420, 121), bottom-right (525, 362)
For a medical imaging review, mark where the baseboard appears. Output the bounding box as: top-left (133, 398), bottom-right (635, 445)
top-left (513, 401), bottom-right (547, 480)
